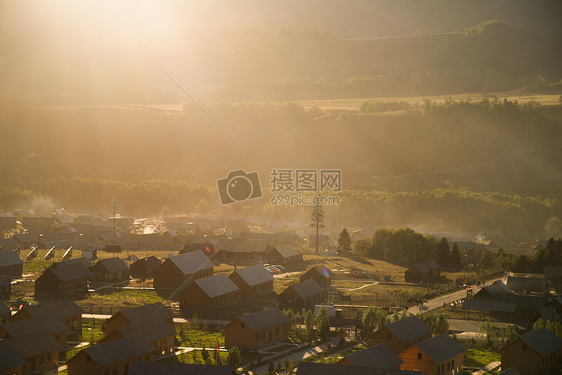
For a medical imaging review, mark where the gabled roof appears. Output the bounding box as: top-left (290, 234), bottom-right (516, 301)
top-left (513, 295), bottom-right (546, 309)
top-left (408, 263), bottom-right (430, 274)
top-left (0, 341), bottom-right (26, 371)
top-left (168, 250), bottom-right (214, 275)
top-left (94, 257), bottom-right (128, 273)
top-left (270, 244), bottom-right (301, 258)
top-left (478, 280), bottom-right (513, 297)
top-left (61, 257), bottom-right (93, 268)
top-left (0, 249), bottom-right (23, 266)
top-left (23, 298), bottom-right (84, 319)
top-left (128, 361), bottom-right (236, 375)
top-left (80, 335), bottom-right (156, 366)
top-left (1, 316), bottom-right (69, 337)
top-left (413, 334), bottom-right (466, 364)
top-left (296, 362), bottom-right (421, 375)
top-left (534, 305), bottom-right (562, 323)
top-left (462, 299), bottom-right (517, 313)
top-left (385, 316), bottom-right (433, 343)
top-left (4, 332), bottom-right (63, 358)
top-left (289, 279), bottom-right (324, 299)
top-left (114, 319), bottom-right (176, 342)
top-left (507, 276), bottom-right (548, 294)
top-left (132, 256), bottom-right (161, 268)
top-left (232, 307), bottom-right (290, 332)
top-left (423, 260), bottom-right (440, 271)
top-left (517, 327), bottom-right (562, 355)
top-left (194, 273), bottom-right (239, 298)
top-left (14, 233), bottom-right (37, 244)
top-left (218, 239), bottom-right (269, 254)
top-left (117, 302), bottom-right (174, 324)
top-left (230, 264), bottom-right (273, 286)
top-left (343, 343), bottom-right (404, 368)
top-left (46, 262), bottom-right (92, 282)
top-left (301, 264), bottom-right (334, 279)
top-left (544, 266), bottom-right (562, 278)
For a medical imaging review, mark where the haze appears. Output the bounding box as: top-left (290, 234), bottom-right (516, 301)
top-left (1, 0), bottom-right (562, 241)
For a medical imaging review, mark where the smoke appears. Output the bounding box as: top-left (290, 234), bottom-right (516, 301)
top-left (28, 195), bottom-right (57, 216)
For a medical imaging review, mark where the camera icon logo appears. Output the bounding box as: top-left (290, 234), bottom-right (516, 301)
top-left (216, 169), bottom-right (263, 205)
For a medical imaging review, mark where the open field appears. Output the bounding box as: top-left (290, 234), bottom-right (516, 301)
top-left (11, 247), bottom-right (483, 317)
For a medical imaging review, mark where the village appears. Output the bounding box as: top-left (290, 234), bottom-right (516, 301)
top-left (1, 209), bottom-right (562, 375)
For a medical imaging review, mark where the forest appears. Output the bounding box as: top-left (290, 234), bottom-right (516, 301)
top-left (1, 1), bottom-right (562, 243)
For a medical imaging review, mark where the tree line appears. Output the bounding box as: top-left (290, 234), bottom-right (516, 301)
top-left (480, 238), bottom-right (562, 273)
top-left (354, 228), bottom-right (462, 265)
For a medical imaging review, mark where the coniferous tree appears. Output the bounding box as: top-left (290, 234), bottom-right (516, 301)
top-left (337, 228), bottom-right (352, 254)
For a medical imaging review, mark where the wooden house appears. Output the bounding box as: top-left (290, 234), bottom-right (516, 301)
top-left (3, 332), bottom-right (63, 375)
top-left (9, 298), bottom-right (84, 333)
top-left (35, 262), bottom-right (92, 297)
top-left (228, 264), bottom-right (274, 299)
top-left (153, 250), bottom-right (214, 289)
top-left (473, 280), bottom-right (514, 302)
top-left (61, 257), bottom-right (93, 269)
top-left (216, 239), bottom-right (270, 264)
top-left (91, 257), bottom-right (129, 282)
top-left (179, 273), bottom-right (240, 313)
top-left (128, 362), bottom-right (236, 375)
top-left (423, 260), bottom-right (440, 279)
top-left (527, 305), bottom-right (562, 331)
top-left (405, 260), bottom-right (441, 283)
top-left (224, 307), bottom-right (290, 351)
top-left (500, 327), bottom-right (562, 375)
top-left (405, 263), bottom-right (428, 283)
top-left (0, 340), bottom-right (26, 375)
top-left (0, 275), bottom-right (11, 300)
top-left (399, 334), bottom-right (466, 375)
top-left (507, 276), bottom-right (548, 295)
top-left (98, 319), bottom-right (175, 358)
top-left (337, 343), bottom-right (404, 369)
top-left (0, 316), bottom-right (69, 346)
top-left (366, 316), bottom-right (433, 355)
top-left (0, 249), bottom-right (23, 279)
top-left (299, 264), bottom-right (333, 289)
top-left (130, 256), bottom-right (162, 279)
top-left (267, 244), bottom-right (303, 265)
top-left (66, 335), bottom-right (155, 375)
top-left (13, 233), bottom-right (38, 248)
top-left (181, 242), bottom-right (215, 256)
top-left (277, 279), bottom-right (325, 311)
top-left (103, 302), bottom-right (175, 335)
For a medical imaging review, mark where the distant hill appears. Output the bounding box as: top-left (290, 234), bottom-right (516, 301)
top-left (0, 1), bottom-right (561, 104)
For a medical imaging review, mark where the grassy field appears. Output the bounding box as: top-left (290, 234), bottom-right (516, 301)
top-left (463, 348), bottom-right (501, 367)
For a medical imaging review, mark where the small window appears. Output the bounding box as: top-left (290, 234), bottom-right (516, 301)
top-left (452, 359), bottom-right (455, 369)
top-left (387, 332), bottom-right (392, 339)
top-left (437, 365), bottom-right (440, 375)
top-left (241, 322), bottom-right (245, 328)
top-left (447, 362), bottom-right (450, 371)
top-left (523, 344), bottom-right (527, 351)
top-left (417, 353), bottom-right (422, 360)
top-left (86, 355), bottom-right (91, 362)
